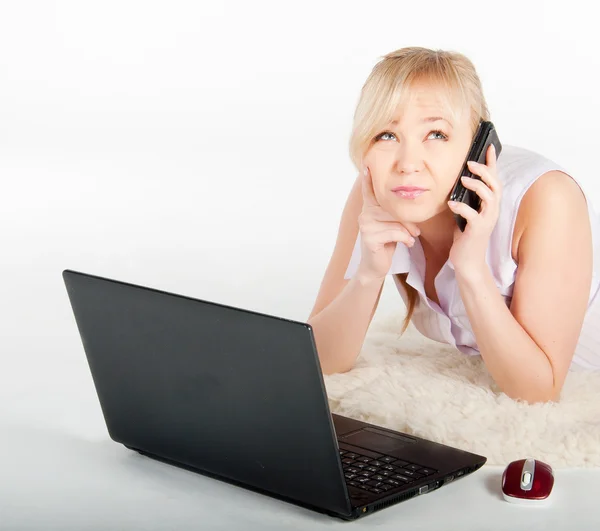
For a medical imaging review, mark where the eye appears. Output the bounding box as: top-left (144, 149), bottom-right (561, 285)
top-left (374, 131), bottom-right (396, 142)
top-left (429, 129), bottom-right (448, 140)
top-left (373, 129), bottom-right (449, 142)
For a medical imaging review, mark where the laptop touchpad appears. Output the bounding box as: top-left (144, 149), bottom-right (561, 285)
top-left (342, 427), bottom-right (416, 453)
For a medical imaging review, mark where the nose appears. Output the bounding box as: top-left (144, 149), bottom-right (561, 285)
top-left (394, 140), bottom-right (424, 174)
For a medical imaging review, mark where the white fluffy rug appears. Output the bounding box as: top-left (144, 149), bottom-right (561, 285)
top-left (323, 311), bottom-right (600, 468)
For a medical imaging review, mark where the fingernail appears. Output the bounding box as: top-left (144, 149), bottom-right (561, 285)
top-left (363, 167), bottom-right (368, 176)
top-left (490, 144), bottom-right (495, 151)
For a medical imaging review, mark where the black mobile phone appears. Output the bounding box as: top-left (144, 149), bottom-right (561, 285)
top-left (449, 120), bottom-right (502, 232)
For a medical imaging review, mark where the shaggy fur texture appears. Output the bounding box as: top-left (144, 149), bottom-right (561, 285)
top-left (324, 311), bottom-right (600, 468)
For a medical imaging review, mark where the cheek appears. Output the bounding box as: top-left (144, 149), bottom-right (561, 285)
top-left (432, 165), bottom-right (460, 196)
top-left (364, 150), bottom-right (390, 171)
top-left (443, 172), bottom-right (460, 194)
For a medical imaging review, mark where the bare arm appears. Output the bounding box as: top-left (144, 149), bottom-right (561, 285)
top-left (307, 174), bottom-right (382, 374)
top-left (309, 274), bottom-right (385, 375)
top-left (307, 169), bottom-right (418, 375)
top-left (456, 171), bottom-right (592, 403)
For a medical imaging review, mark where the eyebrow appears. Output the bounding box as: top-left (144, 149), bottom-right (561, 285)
top-left (388, 116), bottom-right (453, 129)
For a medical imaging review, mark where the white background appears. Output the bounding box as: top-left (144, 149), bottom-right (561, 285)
top-left (1, 1), bottom-right (599, 528)
top-left (2, 0), bottom-right (599, 431)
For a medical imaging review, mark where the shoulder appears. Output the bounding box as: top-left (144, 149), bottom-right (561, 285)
top-left (492, 144), bottom-right (584, 261)
top-left (512, 170), bottom-right (588, 262)
top-left (518, 169), bottom-right (586, 221)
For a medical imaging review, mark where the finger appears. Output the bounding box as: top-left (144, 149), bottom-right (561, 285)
top-left (466, 160), bottom-right (501, 194)
top-left (460, 176), bottom-right (495, 206)
top-left (362, 219), bottom-right (415, 239)
top-left (401, 221), bottom-right (421, 238)
top-left (374, 220), bottom-right (416, 236)
top-left (361, 167), bottom-right (379, 206)
top-left (378, 230), bottom-right (416, 247)
top-left (447, 200), bottom-right (478, 224)
top-left (368, 228), bottom-right (415, 247)
top-left (371, 210), bottom-right (421, 237)
top-left (487, 143), bottom-right (497, 169)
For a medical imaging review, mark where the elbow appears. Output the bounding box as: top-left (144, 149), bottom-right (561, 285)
top-left (519, 392), bottom-right (560, 405)
top-left (322, 360), bottom-right (355, 376)
top-left (504, 353), bottom-right (563, 404)
top-left (538, 384), bottom-right (562, 404)
top-left (505, 383), bottom-right (561, 405)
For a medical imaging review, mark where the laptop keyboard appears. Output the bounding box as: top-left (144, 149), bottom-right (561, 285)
top-left (339, 449), bottom-right (439, 496)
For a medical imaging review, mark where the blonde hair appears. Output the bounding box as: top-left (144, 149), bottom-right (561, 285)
top-left (348, 47), bottom-right (491, 334)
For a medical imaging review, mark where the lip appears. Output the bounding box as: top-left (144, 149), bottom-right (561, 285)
top-left (391, 186), bottom-right (428, 192)
top-left (391, 186), bottom-right (428, 200)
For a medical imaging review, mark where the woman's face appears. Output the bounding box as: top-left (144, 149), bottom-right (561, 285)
top-left (364, 83), bottom-right (475, 224)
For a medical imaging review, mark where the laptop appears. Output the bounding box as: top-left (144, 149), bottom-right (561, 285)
top-left (62, 269), bottom-right (486, 520)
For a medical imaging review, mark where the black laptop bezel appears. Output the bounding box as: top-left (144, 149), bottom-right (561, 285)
top-left (62, 269), bottom-right (486, 520)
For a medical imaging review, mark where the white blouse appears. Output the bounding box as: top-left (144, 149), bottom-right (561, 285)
top-left (344, 145), bottom-right (600, 370)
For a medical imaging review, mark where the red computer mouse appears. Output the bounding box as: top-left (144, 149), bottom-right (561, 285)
top-left (501, 458), bottom-right (554, 505)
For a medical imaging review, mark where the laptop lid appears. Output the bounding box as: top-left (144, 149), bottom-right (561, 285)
top-left (62, 269), bottom-right (352, 517)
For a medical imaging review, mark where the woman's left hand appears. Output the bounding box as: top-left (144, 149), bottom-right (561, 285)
top-left (448, 144), bottom-right (502, 275)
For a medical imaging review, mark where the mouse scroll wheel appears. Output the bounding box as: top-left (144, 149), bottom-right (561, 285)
top-left (522, 472), bottom-right (532, 486)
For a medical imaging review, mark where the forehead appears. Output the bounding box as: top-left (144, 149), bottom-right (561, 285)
top-left (389, 82), bottom-right (466, 126)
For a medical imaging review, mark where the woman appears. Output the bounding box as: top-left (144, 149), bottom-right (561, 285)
top-left (307, 46), bottom-right (600, 404)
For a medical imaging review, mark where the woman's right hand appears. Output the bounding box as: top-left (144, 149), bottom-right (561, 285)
top-left (356, 166), bottom-right (421, 283)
